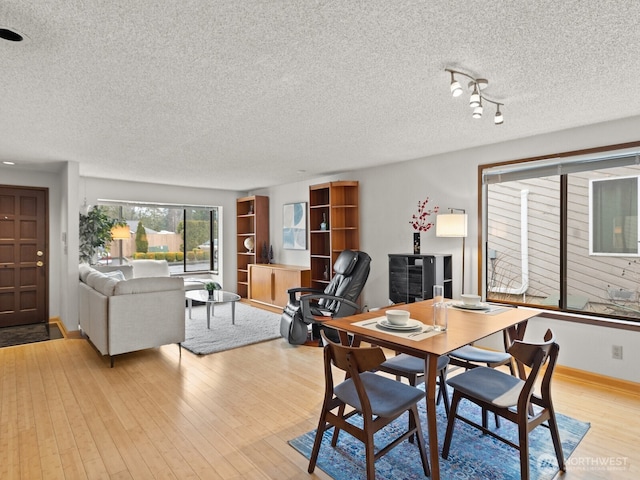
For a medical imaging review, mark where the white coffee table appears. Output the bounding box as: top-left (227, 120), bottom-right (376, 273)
top-left (185, 289), bottom-right (241, 329)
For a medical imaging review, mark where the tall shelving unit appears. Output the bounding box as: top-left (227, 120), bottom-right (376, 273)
top-left (236, 195), bottom-right (269, 298)
top-left (308, 181), bottom-right (359, 290)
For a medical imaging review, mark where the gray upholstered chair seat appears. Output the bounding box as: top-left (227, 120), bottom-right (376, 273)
top-left (449, 345), bottom-right (511, 364)
top-left (381, 353), bottom-right (449, 374)
top-left (334, 371), bottom-right (425, 418)
top-left (446, 366), bottom-right (524, 408)
top-left (378, 353), bottom-right (451, 416)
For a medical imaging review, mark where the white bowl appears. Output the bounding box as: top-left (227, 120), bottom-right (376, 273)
top-left (460, 294), bottom-right (481, 306)
top-left (385, 309), bottom-right (410, 325)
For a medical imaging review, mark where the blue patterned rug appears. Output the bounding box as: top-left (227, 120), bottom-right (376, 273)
top-left (289, 386), bottom-right (590, 480)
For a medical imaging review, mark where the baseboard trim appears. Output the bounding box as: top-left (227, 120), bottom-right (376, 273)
top-left (554, 364), bottom-right (640, 397)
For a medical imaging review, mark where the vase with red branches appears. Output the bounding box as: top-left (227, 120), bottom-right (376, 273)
top-left (410, 197), bottom-right (439, 254)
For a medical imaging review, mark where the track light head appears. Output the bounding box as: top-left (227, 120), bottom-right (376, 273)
top-left (472, 102), bottom-right (483, 119)
top-left (449, 71), bottom-right (463, 97)
top-left (494, 105), bottom-right (504, 125)
top-left (451, 81), bottom-right (462, 97)
top-left (469, 84), bottom-right (481, 108)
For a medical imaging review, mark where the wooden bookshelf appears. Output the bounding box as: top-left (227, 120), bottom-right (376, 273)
top-left (308, 181), bottom-right (359, 289)
top-left (236, 195), bottom-right (269, 298)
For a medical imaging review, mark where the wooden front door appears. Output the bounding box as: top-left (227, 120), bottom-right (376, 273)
top-left (0, 186), bottom-right (48, 327)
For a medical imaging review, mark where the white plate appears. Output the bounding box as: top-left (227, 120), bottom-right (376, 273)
top-left (452, 302), bottom-right (491, 311)
top-left (377, 318), bottom-right (423, 331)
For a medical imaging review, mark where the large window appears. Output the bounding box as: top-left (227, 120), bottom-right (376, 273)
top-left (482, 143), bottom-right (640, 322)
top-left (99, 202), bottom-right (219, 274)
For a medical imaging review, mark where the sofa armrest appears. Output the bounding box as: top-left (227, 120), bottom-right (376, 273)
top-left (108, 289), bottom-right (185, 356)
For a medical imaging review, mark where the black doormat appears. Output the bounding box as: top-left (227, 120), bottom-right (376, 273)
top-left (0, 323), bottom-right (63, 349)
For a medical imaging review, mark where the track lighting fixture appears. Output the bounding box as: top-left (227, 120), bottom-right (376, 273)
top-left (445, 68), bottom-right (504, 125)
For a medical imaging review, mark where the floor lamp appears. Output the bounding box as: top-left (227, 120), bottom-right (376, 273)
top-left (110, 224), bottom-right (131, 265)
top-left (436, 209), bottom-right (468, 294)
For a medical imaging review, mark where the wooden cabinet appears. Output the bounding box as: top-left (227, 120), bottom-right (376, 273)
top-left (309, 181), bottom-right (359, 290)
top-left (236, 195), bottom-right (269, 298)
top-left (388, 254), bottom-right (452, 304)
top-left (248, 264), bottom-right (311, 308)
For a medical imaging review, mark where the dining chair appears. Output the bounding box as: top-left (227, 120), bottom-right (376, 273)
top-left (377, 353), bottom-right (451, 417)
top-left (448, 330), bottom-right (515, 427)
top-left (308, 331), bottom-right (431, 480)
top-left (441, 329), bottom-right (565, 480)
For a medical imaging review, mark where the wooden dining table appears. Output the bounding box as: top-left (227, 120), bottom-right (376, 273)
top-left (323, 299), bottom-right (539, 480)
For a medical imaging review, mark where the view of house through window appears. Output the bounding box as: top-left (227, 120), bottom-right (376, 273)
top-left (483, 147), bottom-right (640, 322)
top-left (590, 176), bottom-right (638, 255)
top-left (98, 203), bottom-right (219, 274)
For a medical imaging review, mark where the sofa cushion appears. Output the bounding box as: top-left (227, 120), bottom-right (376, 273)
top-left (86, 270), bottom-right (119, 296)
top-left (131, 259), bottom-right (170, 278)
top-left (114, 276), bottom-right (184, 295)
top-left (103, 270), bottom-right (126, 281)
top-left (94, 264), bottom-right (134, 280)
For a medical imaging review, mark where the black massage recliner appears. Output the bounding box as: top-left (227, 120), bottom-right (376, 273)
top-left (280, 250), bottom-right (371, 345)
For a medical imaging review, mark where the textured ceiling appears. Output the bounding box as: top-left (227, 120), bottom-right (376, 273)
top-left (1, 1), bottom-right (640, 191)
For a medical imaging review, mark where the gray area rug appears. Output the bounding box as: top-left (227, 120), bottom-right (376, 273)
top-left (0, 323), bottom-right (63, 348)
top-left (182, 301), bottom-right (282, 355)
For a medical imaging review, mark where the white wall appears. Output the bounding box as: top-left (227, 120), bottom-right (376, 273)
top-left (255, 115), bottom-right (640, 383)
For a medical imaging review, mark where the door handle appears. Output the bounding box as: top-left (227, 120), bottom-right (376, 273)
top-left (37, 261), bottom-right (44, 267)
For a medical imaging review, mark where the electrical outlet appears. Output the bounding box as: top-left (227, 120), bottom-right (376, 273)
top-left (612, 345), bottom-right (623, 360)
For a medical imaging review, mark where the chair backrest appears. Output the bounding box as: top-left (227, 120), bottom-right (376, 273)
top-left (323, 331), bottom-right (386, 374)
top-left (318, 250), bottom-right (372, 314)
top-left (508, 329), bottom-right (558, 409)
top-left (508, 328), bottom-right (554, 369)
top-left (321, 330), bottom-right (386, 407)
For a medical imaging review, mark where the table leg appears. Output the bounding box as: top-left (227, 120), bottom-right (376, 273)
top-left (338, 330), bottom-right (352, 346)
top-left (206, 302), bottom-right (211, 329)
top-left (188, 298), bottom-right (192, 319)
top-left (231, 302), bottom-right (236, 325)
top-left (425, 354), bottom-right (440, 480)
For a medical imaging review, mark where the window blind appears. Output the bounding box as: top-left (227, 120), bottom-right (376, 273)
top-left (483, 147), bottom-right (640, 184)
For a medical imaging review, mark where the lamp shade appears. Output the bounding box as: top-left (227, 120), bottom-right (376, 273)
top-left (111, 224), bottom-right (131, 240)
top-left (436, 213), bottom-right (468, 238)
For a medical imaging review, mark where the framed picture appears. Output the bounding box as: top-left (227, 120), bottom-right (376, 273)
top-left (283, 202), bottom-right (307, 250)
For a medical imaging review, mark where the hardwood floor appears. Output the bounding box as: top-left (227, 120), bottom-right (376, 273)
top-left (0, 330), bottom-right (638, 479)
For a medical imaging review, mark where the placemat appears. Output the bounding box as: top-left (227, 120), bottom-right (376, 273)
top-left (352, 317), bottom-right (442, 341)
top-left (448, 301), bottom-right (509, 316)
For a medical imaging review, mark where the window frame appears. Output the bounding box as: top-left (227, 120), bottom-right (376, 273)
top-left (98, 199), bottom-right (220, 275)
top-left (479, 141), bottom-right (640, 324)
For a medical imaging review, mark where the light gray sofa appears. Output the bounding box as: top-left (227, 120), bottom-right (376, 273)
top-left (78, 261), bottom-right (186, 366)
